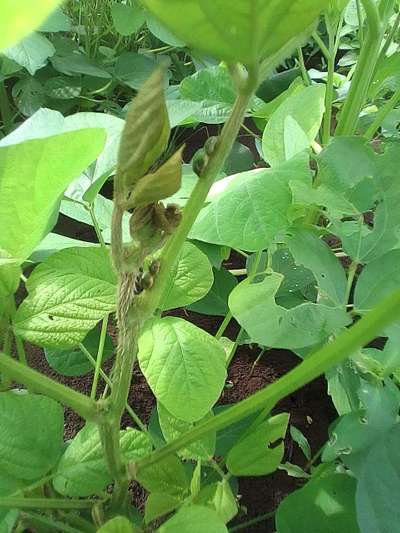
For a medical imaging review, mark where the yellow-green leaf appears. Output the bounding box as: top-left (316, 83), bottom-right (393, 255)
top-left (0, 0), bottom-right (62, 51)
top-left (130, 147), bottom-right (183, 207)
top-left (117, 68), bottom-right (170, 193)
top-left (141, 0), bottom-right (330, 66)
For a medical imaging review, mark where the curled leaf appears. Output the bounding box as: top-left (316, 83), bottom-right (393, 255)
top-left (117, 68), bottom-right (170, 194)
top-left (130, 147), bottom-right (184, 207)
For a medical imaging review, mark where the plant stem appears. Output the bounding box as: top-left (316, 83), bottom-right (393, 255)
top-left (14, 336), bottom-right (27, 366)
top-left (215, 312), bottom-right (233, 340)
top-left (229, 511), bottom-right (275, 532)
top-left (226, 329), bottom-right (244, 367)
top-left (0, 498), bottom-right (96, 510)
top-left (356, 0), bottom-right (364, 45)
top-left (322, 18), bottom-right (337, 145)
top-left (131, 289), bottom-right (400, 474)
top-left (0, 354), bottom-right (98, 421)
top-left (297, 47), bottom-right (311, 86)
top-left (89, 205), bottom-right (107, 249)
top-left (79, 342), bottom-right (147, 431)
top-left (336, 0), bottom-right (384, 135)
top-left (312, 32), bottom-right (330, 61)
top-left (90, 315), bottom-right (109, 400)
top-left (22, 512), bottom-right (81, 533)
top-left (365, 86), bottom-right (400, 140)
top-left (345, 262), bottom-right (358, 304)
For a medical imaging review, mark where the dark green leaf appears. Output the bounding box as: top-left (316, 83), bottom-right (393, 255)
top-left (227, 414), bottom-right (289, 476)
top-left (276, 473), bottom-right (359, 533)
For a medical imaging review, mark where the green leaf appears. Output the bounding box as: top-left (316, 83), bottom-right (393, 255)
top-left (286, 227), bottom-right (347, 307)
top-left (145, 492), bottom-right (181, 524)
top-left (136, 454), bottom-right (189, 497)
top-left (0, 391), bottom-right (63, 480)
top-left (63, 112), bottom-right (125, 201)
top-left (290, 426), bottom-right (311, 461)
top-left (30, 233), bottom-right (94, 263)
top-left (141, 0), bottom-right (330, 67)
top-left (146, 13), bottom-right (185, 47)
top-left (189, 267), bottom-right (237, 317)
top-left (138, 317), bottom-right (227, 422)
top-left (322, 382), bottom-right (399, 467)
top-left (319, 137), bottom-right (375, 194)
top-left (115, 52), bottom-right (157, 90)
top-left (157, 505), bottom-right (228, 533)
top-left (39, 7), bottom-right (72, 32)
top-left (229, 273), bottom-right (349, 350)
top-left (0, 129), bottom-right (106, 263)
top-left (354, 250), bottom-right (400, 313)
top-left (117, 68), bottom-right (169, 191)
top-left (14, 247), bottom-right (116, 348)
top-left (160, 242), bottom-right (214, 311)
top-left (194, 480), bottom-right (238, 523)
top-left (130, 148), bottom-right (183, 207)
top-left (50, 52), bottom-right (112, 78)
top-left (44, 327), bottom-right (114, 377)
top-left (190, 155), bottom-right (311, 251)
top-left (224, 142), bottom-right (255, 175)
top-left (12, 77), bottom-right (45, 117)
top-left (4, 33), bottom-right (55, 75)
top-left (158, 403), bottom-right (216, 460)
top-left (328, 143), bottom-right (400, 263)
top-left (276, 473), bottom-right (359, 533)
top-left (0, 0), bottom-right (62, 51)
top-left (179, 66), bottom-right (262, 125)
top-left (97, 516), bottom-right (139, 533)
top-left (111, 3), bottom-right (145, 36)
top-left (262, 84), bottom-right (325, 167)
top-left (356, 424), bottom-right (400, 533)
top-left (370, 52), bottom-right (400, 99)
top-left (53, 423), bottom-right (152, 497)
top-left (227, 413), bottom-right (289, 476)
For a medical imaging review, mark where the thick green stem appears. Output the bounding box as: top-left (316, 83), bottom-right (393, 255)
top-left (131, 289), bottom-right (400, 474)
top-left (0, 498), bottom-right (96, 510)
top-left (0, 354), bottom-right (98, 421)
top-left (365, 86), bottom-right (400, 140)
top-left (336, 0), bottom-right (383, 135)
